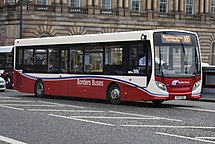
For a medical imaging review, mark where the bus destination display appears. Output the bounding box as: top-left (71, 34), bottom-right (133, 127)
top-left (161, 34), bottom-right (191, 44)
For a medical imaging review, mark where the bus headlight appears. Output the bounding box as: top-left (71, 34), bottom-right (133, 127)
top-left (193, 80), bottom-right (201, 91)
top-left (156, 81), bottom-right (167, 92)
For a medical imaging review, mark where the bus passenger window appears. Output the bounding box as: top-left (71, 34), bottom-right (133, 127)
top-left (48, 48), bottom-right (60, 72)
top-left (60, 50), bottom-right (68, 73)
top-left (69, 47), bottom-right (83, 73)
top-left (17, 49), bottom-right (23, 65)
top-left (84, 46), bottom-right (103, 73)
top-left (105, 46), bottom-right (122, 65)
top-left (24, 49), bottom-right (33, 65)
top-left (0, 54), bottom-right (5, 68)
top-left (35, 49), bottom-right (47, 65)
top-left (6, 53), bottom-right (13, 68)
top-left (103, 44), bottom-right (124, 75)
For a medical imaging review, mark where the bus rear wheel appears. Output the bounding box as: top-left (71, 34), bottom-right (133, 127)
top-left (6, 77), bottom-right (12, 89)
top-left (35, 80), bottom-right (45, 97)
top-left (107, 84), bottom-right (121, 105)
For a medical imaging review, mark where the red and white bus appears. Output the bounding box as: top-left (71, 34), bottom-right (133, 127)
top-left (13, 30), bottom-right (202, 104)
top-left (0, 46), bottom-right (14, 88)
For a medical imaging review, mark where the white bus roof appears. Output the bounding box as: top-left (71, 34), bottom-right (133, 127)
top-left (15, 29), bottom-right (196, 47)
top-left (0, 46), bottom-right (14, 53)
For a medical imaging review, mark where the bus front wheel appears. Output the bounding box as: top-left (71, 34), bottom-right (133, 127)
top-left (107, 84), bottom-right (121, 105)
top-left (35, 80), bottom-right (45, 97)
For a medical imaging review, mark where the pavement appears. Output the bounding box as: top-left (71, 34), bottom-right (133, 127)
top-left (200, 88), bottom-right (215, 102)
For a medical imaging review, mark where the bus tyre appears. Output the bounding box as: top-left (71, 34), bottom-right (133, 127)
top-left (107, 84), bottom-right (121, 105)
top-left (35, 80), bottom-right (45, 97)
top-left (6, 77), bottom-right (12, 89)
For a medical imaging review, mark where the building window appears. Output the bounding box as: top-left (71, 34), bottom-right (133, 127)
top-left (102, 0), bottom-right (111, 9)
top-left (36, 0), bottom-right (47, 5)
top-left (132, 0), bottom-right (140, 11)
top-left (212, 42), bottom-right (215, 65)
top-left (211, 0), bottom-right (215, 17)
top-left (160, 0), bottom-right (168, 13)
top-left (185, 0), bottom-right (194, 14)
top-left (70, 0), bottom-right (80, 7)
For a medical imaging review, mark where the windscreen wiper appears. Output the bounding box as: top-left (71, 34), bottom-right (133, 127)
top-left (180, 41), bottom-right (188, 74)
top-left (158, 46), bottom-right (164, 80)
top-left (193, 50), bottom-right (198, 80)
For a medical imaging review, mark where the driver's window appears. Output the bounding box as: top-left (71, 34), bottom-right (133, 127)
top-left (128, 42), bottom-right (147, 74)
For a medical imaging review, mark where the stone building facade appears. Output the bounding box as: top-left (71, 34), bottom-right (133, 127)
top-left (0, 0), bottom-right (215, 64)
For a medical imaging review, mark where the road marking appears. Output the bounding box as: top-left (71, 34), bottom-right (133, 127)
top-left (49, 114), bottom-right (115, 126)
top-left (175, 107), bottom-right (215, 113)
top-left (109, 111), bottom-right (182, 122)
top-left (38, 101), bottom-right (85, 108)
top-left (0, 100), bottom-right (36, 103)
top-left (195, 137), bottom-right (215, 140)
top-left (0, 105), bottom-right (24, 111)
top-left (109, 111), bottom-right (154, 117)
top-left (1, 104), bottom-right (61, 107)
top-left (0, 134), bottom-right (27, 144)
top-left (0, 97), bottom-right (21, 100)
top-left (156, 132), bottom-right (215, 143)
top-left (28, 109), bottom-right (105, 112)
top-left (121, 125), bottom-right (215, 129)
top-left (68, 116), bottom-right (159, 120)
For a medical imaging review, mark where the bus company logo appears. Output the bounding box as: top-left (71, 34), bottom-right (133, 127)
top-left (171, 80), bottom-right (179, 86)
top-left (172, 80), bottom-right (190, 86)
top-left (77, 79), bottom-right (104, 87)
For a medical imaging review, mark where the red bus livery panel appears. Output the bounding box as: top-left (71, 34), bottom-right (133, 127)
top-left (14, 30), bottom-right (202, 104)
top-left (14, 71), bottom-right (169, 102)
top-left (155, 75), bottom-right (201, 100)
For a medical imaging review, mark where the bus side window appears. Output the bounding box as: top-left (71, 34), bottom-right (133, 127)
top-left (35, 49), bottom-right (47, 65)
top-left (0, 54), bottom-right (5, 67)
top-left (128, 43), bottom-right (148, 75)
top-left (17, 49), bottom-right (23, 65)
top-left (84, 46), bottom-right (103, 73)
top-left (69, 47), bottom-right (83, 73)
top-left (104, 45), bottom-right (123, 74)
top-left (60, 49), bottom-right (68, 73)
top-left (24, 49), bottom-right (33, 65)
top-left (48, 48), bottom-right (60, 73)
top-left (6, 53), bottom-right (13, 68)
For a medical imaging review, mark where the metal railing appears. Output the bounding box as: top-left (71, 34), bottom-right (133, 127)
top-left (34, 4), bottom-right (55, 12)
top-left (185, 14), bottom-right (201, 20)
top-left (130, 11), bottom-right (148, 17)
top-left (158, 12), bottom-right (175, 19)
top-left (100, 9), bottom-right (119, 16)
top-left (210, 16), bottom-right (215, 21)
top-left (69, 7), bottom-right (88, 14)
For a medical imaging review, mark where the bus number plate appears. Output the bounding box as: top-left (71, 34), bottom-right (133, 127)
top-left (175, 96), bottom-right (186, 100)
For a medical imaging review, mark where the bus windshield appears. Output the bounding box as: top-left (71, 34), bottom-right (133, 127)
top-left (154, 32), bottom-right (201, 77)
